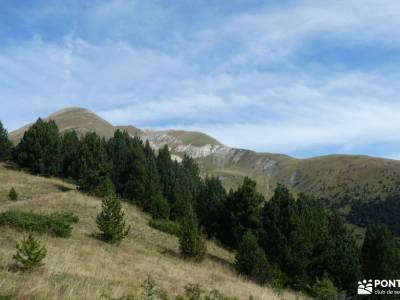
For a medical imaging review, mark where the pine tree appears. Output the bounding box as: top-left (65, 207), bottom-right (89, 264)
top-left (96, 193), bottom-right (130, 244)
top-left (362, 224), bottom-right (400, 279)
top-left (75, 132), bottom-right (111, 193)
top-left (219, 177), bottom-right (264, 247)
top-left (326, 210), bottom-right (362, 293)
top-left (8, 187), bottom-right (18, 201)
top-left (150, 195), bottom-right (170, 220)
top-left (157, 145), bottom-right (175, 202)
top-left (13, 234), bottom-right (47, 271)
top-left (179, 208), bottom-right (206, 261)
top-left (144, 140), bottom-right (164, 212)
top-left (61, 130), bottom-right (80, 178)
top-left (197, 176), bottom-right (226, 238)
top-left (235, 231), bottom-right (269, 283)
top-left (0, 120), bottom-right (13, 161)
top-left (13, 118), bottom-right (61, 176)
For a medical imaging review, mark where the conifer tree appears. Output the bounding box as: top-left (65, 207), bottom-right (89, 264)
top-left (197, 176), bottom-right (226, 238)
top-left (362, 224), bottom-right (400, 279)
top-left (61, 130), bottom-right (80, 178)
top-left (144, 140), bottom-right (164, 212)
top-left (13, 234), bottom-right (47, 271)
top-left (13, 119), bottom-right (61, 176)
top-left (325, 210), bottom-right (362, 293)
top-left (157, 145), bottom-right (175, 202)
top-left (219, 177), bottom-right (264, 247)
top-left (75, 132), bottom-right (111, 192)
top-left (0, 120), bottom-right (13, 161)
top-left (150, 195), bottom-right (170, 220)
top-left (235, 231), bottom-right (269, 283)
top-left (179, 207), bottom-right (206, 261)
top-left (8, 187), bottom-right (18, 201)
top-left (96, 193), bottom-right (130, 244)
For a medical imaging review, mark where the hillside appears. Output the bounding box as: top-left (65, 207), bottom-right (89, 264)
top-left (0, 162), bottom-right (303, 299)
top-left (9, 107), bottom-right (400, 202)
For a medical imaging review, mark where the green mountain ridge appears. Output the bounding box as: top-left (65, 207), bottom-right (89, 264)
top-left (9, 107), bottom-right (400, 202)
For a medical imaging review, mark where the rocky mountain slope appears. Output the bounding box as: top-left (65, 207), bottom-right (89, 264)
top-left (10, 107), bottom-right (400, 202)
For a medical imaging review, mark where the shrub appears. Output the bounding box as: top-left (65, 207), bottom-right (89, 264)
top-left (149, 219), bottom-right (181, 236)
top-left (13, 234), bottom-right (46, 271)
top-left (0, 210), bottom-right (78, 237)
top-left (310, 278), bottom-right (339, 300)
top-left (179, 209), bottom-right (206, 262)
top-left (96, 193), bottom-right (130, 244)
top-left (8, 187), bottom-right (18, 201)
top-left (140, 275), bottom-right (168, 300)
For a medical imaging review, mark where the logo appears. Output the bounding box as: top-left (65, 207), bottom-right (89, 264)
top-left (357, 279), bottom-right (400, 295)
top-left (358, 279), bottom-right (373, 295)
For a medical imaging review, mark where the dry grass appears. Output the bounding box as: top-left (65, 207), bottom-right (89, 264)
top-left (0, 163), bottom-right (306, 300)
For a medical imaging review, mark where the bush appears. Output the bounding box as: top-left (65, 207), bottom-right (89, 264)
top-left (8, 187), bottom-right (18, 201)
top-left (0, 210), bottom-right (78, 237)
top-left (179, 209), bottom-right (206, 262)
top-left (140, 275), bottom-right (169, 300)
top-left (149, 219), bottom-right (181, 236)
top-left (13, 233), bottom-right (46, 271)
top-left (96, 193), bottom-right (130, 244)
top-left (310, 278), bottom-right (339, 300)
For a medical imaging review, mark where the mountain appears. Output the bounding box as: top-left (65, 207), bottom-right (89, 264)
top-left (9, 107), bottom-right (400, 203)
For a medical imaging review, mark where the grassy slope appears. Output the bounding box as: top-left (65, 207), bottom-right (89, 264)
top-left (9, 108), bottom-right (116, 143)
top-left (0, 163), bottom-right (304, 300)
top-left (200, 152), bottom-right (400, 201)
top-left (166, 130), bottom-right (222, 147)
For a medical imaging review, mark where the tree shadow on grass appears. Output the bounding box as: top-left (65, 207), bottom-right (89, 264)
top-left (158, 245), bottom-right (233, 269)
top-left (52, 183), bottom-right (75, 192)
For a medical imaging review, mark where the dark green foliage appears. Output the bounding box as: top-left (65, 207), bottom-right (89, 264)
top-left (95, 176), bottom-right (116, 197)
top-left (150, 196), bottom-right (170, 220)
top-left (326, 211), bottom-right (362, 293)
top-left (144, 140), bottom-right (164, 213)
top-left (107, 131), bottom-right (146, 204)
top-left (13, 119), bottom-right (61, 176)
top-left (60, 131), bottom-right (80, 178)
top-left (8, 187), bottom-right (18, 201)
top-left (310, 278), bottom-right (339, 300)
top-left (157, 145), bottom-right (175, 202)
top-left (220, 177), bottom-right (264, 248)
top-left (261, 185), bottom-right (361, 292)
top-left (179, 208), bottom-right (206, 262)
top-left (362, 224), bottom-right (400, 279)
top-left (13, 234), bottom-right (47, 271)
top-left (0, 120), bottom-right (13, 161)
top-left (235, 231), bottom-right (269, 283)
top-left (149, 219), bottom-right (181, 236)
top-left (349, 195), bottom-right (400, 235)
top-left (197, 176), bottom-right (226, 238)
top-left (0, 211), bottom-right (78, 237)
top-left (75, 132), bottom-right (111, 193)
top-left (96, 193), bottom-right (130, 244)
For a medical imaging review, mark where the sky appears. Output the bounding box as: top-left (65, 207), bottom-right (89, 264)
top-left (1, 0), bottom-right (400, 158)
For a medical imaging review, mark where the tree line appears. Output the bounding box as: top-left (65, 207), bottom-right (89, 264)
top-left (1, 119), bottom-right (400, 297)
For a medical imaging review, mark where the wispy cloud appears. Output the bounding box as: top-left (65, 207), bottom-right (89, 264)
top-left (1, 0), bottom-right (400, 158)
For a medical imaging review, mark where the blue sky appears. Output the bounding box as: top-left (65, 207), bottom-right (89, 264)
top-left (1, 0), bottom-right (400, 159)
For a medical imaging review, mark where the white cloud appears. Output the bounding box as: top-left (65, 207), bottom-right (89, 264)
top-left (2, 0), bottom-right (400, 157)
